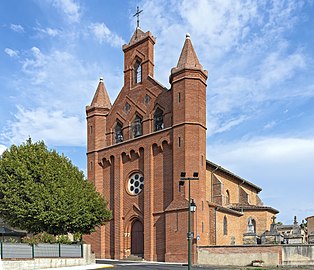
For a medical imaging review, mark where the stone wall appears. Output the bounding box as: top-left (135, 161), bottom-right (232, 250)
top-left (1, 244), bottom-right (94, 270)
top-left (198, 245), bottom-right (314, 267)
top-left (197, 245), bottom-right (281, 266)
top-left (282, 245), bottom-right (314, 265)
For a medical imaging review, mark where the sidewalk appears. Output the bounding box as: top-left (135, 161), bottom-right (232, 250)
top-left (42, 264), bottom-right (113, 270)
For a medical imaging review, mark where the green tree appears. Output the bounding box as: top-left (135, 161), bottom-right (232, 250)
top-left (0, 138), bottom-right (111, 235)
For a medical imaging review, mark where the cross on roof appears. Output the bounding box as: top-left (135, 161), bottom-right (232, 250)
top-left (133, 6), bottom-right (143, 28)
top-left (271, 215), bottom-right (276, 224)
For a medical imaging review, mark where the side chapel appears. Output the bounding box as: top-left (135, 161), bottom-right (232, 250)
top-left (84, 26), bottom-right (278, 262)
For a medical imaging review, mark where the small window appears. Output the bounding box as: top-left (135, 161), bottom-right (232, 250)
top-left (89, 161), bottom-right (93, 171)
top-left (115, 122), bottom-right (123, 143)
top-left (178, 137), bottom-right (181, 147)
top-left (178, 92), bottom-right (181, 103)
top-left (223, 216), bottom-right (228, 235)
top-left (226, 190), bottom-right (230, 205)
top-left (124, 102), bottom-right (131, 113)
top-left (89, 125), bottom-right (93, 135)
top-left (176, 212), bottom-right (179, 232)
top-left (154, 108), bottom-right (164, 131)
top-left (134, 60), bottom-right (142, 83)
top-left (202, 222), bottom-right (204, 233)
top-left (132, 115), bottom-right (142, 138)
top-left (144, 94), bottom-right (151, 105)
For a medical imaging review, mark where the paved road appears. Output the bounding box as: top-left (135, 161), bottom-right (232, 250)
top-left (96, 260), bottom-right (314, 270)
top-left (96, 260), bottom-right (217, 269)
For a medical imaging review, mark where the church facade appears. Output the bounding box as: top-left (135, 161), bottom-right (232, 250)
top-left (84, 27), bottom-right (278, 262)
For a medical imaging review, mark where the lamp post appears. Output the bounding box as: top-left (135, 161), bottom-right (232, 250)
top-left (180, 172), bottom-right (199, 270)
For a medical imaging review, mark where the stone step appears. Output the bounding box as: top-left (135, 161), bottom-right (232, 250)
top-left (124, 254), bottom-right (144, 261)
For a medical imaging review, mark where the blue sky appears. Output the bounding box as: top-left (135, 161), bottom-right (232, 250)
top-left (1, 0), bottom-right (314, 225)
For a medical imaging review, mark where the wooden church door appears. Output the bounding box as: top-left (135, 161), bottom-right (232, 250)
top-left (131, 220), bottom-right (144, 257)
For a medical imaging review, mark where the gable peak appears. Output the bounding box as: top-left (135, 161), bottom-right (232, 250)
top-left (122, 28), bottom-right (156, 52)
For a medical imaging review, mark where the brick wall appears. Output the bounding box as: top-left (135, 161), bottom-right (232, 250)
top-left (198, 245), bottom-right (282, 266)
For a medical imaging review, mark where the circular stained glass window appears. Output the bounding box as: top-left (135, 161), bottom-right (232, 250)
top-left (128, 173), bottom-right (144, 195)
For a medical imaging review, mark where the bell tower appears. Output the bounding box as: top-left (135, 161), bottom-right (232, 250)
top-left (122, 28), bottom-right (156, 88)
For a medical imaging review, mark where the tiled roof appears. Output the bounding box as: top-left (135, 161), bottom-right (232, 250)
top-left (230, 204), bottom-right (279, 214)
top-left (206, 160), bottom-right (262, 192)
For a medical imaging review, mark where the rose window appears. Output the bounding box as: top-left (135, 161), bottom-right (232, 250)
top-left (128, 173), bottom-right (144, 195)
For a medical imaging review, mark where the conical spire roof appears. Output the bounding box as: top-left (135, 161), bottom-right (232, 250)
top-left (90, 77), bottom-right (111, 109)
top-left (176, 33), bottom-right (203, 70)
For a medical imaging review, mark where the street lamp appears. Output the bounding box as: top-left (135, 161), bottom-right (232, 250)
top-left (190, 199), bottom-right (196, 213)
top-left (180, 171), bottom-right (199, 270)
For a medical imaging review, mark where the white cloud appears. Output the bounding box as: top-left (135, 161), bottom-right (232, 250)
top-left (20, 46), bottom-right (96, 97)
top-left (2, 43), bottom-right (121, 147)
top-left (179, 0), bottom-right (259, 55)
top-left (208, 137), bottom-right (314, 166)
top-left (21, 47), bottom-right (48, 84)
top-left (264, 121), bottom-right (277, 129)
top-left (0, 145), bottom-right (6, 155)
top-left (34, 26), bottom-right (60, 37)
top-left (207, 115), bottom-right (249, 137)
top-left (1, 106), bottom-right (86, 147)
top-left (10, 24), bottom-right (24, 33)
top-left (206, 136), bottom-right (314, 223)
top-left (138, 0), bottom-right (310, 138)
top-left (89, 23), bottom-right (125, 48)
top-left (259, 50), bottom-right (306, 89)
top-left (51, 0), bottom-right (80, 23)
top-left (4, 48), bottom-right (19, 57)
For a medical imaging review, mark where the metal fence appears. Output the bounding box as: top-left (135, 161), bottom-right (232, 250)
top-left (0, 243), bottom-right (83, 259)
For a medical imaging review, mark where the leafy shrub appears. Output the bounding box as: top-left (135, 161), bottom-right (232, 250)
top-left (22, 232), bottom-right (56, 244)
top-left (56, 235), bottom-right (72, 244)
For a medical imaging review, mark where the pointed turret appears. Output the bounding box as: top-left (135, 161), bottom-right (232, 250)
top-left (90, 77), bottom-right (111, 109)
top-left (170, 34), bottom-right (208, 219)
top-left (86, 77), bottom-right (111, 153)
top-left (176, 33), bottom-right (202, 69)
top-left (170, 33), bottom-right (207, 79)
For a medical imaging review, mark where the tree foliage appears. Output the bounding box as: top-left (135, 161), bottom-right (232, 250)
top-left (0, 139), bottom-right (111, 235)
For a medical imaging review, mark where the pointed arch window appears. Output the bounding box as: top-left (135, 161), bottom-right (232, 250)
top-left (223, 216), bottom-right (228, 235)
top-left (115, 122), bottom-right (123, 143)
top-left (154, 108), bottom-right (164, 131)
top-left (134, 60), bottom-right (142, 84)
top-left (132, 115), bottom-right (142, 138)
top-left (226, 190), bottom-right (230, 205)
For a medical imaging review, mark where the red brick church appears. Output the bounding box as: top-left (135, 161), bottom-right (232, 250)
top-left (84, 26), bottom-right (278, 262)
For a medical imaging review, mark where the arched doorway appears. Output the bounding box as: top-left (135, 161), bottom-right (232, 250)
top-left (131, 220), bottom-right (144, 257)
